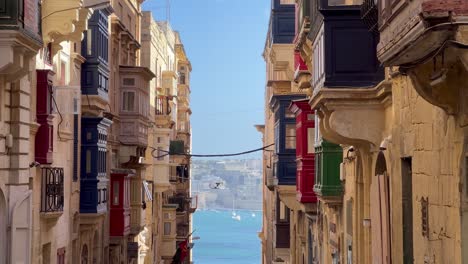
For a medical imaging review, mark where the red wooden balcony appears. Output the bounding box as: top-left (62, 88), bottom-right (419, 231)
top-left (35, 70), bottom-right (55, 164)
top-left (109, 170), bottom-right (133, 237)
top-left (290, 99), bottom-right (317, 203)
top-left (294, 51), bottom-right (311, 90)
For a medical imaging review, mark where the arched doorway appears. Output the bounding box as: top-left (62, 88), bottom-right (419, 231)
top-left (0, 188), bottom-right (6, 264)
top-left (81, 244), bottom-right (89, 264)
top-left (370, 152), bottom-right (391, 264)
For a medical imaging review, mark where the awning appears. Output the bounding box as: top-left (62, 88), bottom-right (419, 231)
top-left (142, 181), bottom-right (153, 201)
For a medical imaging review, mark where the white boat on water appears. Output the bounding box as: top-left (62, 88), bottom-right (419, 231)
top-left (232, 215), bottom-right (241, 221)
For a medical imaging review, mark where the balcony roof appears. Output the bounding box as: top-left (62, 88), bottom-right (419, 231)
top-left (119, 65), bottom-right (155, 80)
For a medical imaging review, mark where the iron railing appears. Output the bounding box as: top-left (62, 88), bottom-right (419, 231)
top-left (155, 96), bottom-right (171, 115)
top-left (41, 167), bottom-right (64, 213)
top-left (361, 0), bottom-right (379, 34)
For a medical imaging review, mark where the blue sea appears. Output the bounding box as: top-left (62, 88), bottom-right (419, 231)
top-left (192, 209), bottom-right (262, 264)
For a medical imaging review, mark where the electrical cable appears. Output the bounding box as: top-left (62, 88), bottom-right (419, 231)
top-left (157, 143), bottom-right (275, 157)
top-left (49, 86), bottom-right (63, 141)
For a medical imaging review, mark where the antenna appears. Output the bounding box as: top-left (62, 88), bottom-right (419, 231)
top-left (166, 0), bottom-right (171, 22)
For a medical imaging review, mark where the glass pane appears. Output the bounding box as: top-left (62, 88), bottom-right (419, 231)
top-left (113, 182), bottom-right (119, 205)
top-left (87, 29), bottom-right (92, 55)
top-left (123, 92), bottom-right (135, 111)
top-left (279, 201), bottom-right (286, 220)
top-left (328, 0), bottom-right (363, 6)
top-left (164, 222), bottom-right (171, 236)
top-left (86, 150), bottom-right (91, 173)
top-left (285, 124), bottom-right (296, 149)
top-left (285, 107), bottom-right (295, 118)
top-left (307, 128), bottom-right (315, 154)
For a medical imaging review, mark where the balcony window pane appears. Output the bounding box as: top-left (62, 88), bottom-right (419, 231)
top-left (122, 91), bottom-right (135, 111)
top-left (285, 124), bottom-right (296, 149)
top-left (87, 29), bottom-right (92, 55)
top-left (307, 128), bottom-right (315, 154)
top-left (86, 150), bottom-right (91, 173)
top-left (123, 78), bottom-right (135, 86)
top-left (164, 222), bottom-right (171, 236)
top-left (285, 107), bottom-right (295, 118)
top-left (328, 0), bottom-right (363, 6)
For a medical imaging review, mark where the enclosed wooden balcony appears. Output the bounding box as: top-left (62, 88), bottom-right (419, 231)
top-left (35, 70), bottom-right (55, 164)
top-left (290, 99), bottom-right (317, 203)
top-left (270, 94), bottom-right (306, 186)
top-left (374, 0), bottom-right (468, 66)
top-left (119, 66), bottom-right (155, 146)
top-left (309, 0), bottom-right (383, 91)
top-left (313, 139), bottom-right (343, 200)
top-left (109, 170), bottom-right (133, 237)
top-left (293, 51), bottom-right (311, 90)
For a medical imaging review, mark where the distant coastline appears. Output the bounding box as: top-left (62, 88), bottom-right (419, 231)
top-left (192, 158), bottom-right (263, 211)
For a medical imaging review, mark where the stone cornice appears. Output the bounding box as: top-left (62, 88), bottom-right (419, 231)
top-left (309, 81), bottom-right (392, 149)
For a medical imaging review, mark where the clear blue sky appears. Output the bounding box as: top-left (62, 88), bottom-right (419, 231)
top-left (143, 0), bottom-right (269, 159)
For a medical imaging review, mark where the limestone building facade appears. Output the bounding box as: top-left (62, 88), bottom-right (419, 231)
top-left (0, 0), bottom-right (193, 263)
top-left (261, 0), bottom-right (468, 263)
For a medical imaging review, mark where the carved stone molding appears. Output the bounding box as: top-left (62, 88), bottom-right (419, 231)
top-left (0, 31), bottom-right (41, 79)
top-left (310, 81), bottom-right (392, 149)
top-left (41, 0), bottom-right (92, 48)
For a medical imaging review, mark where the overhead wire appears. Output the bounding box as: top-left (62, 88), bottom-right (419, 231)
top-left (155, 143), bottom-right (275, 158)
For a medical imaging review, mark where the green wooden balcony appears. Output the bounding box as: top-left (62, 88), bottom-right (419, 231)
top-left (313, 139), bottom-right (343, 197)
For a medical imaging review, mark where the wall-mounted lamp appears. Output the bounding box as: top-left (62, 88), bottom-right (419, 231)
top-left (345, 146), bottom-right (356, 161)
top-left (29, 161), bottom-right (41, 168)
top-left (379, 136), bottom-right (392, 151)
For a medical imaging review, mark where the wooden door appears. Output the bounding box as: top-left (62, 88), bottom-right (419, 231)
top-left (371, 172), bottom-right (391, 264)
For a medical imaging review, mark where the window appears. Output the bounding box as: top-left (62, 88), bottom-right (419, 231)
top-left (307, 128), bottom-right (315, 154)
top-left (327, 0), bottom-right (362, 6)
top-left (164, 222), bottom-right (171, 236)
top-left (87, 29), bottom-right (92, 56)
top-left (280, 0), bottom-right (294, 4)
top-left (123, 78), bottom-right (135, 86)
top-left (285, 107), bottom-right (295, 118)
top-left (113, 181), bottom-right (119, 205)
top-left (278, 200), bottom-right (289, 222)
top-left (285, 124), bottom-right (296, 149)
top-left (275, 123), bottom-right (280, 153)
top-left (122, 91), bottom-right (135, 111)
top-left (86, 150), bottom-right (91, 173)
top-left (179, 72), bottom-right (186, 85)
top-left (57, 52), bottom-right (70, 86)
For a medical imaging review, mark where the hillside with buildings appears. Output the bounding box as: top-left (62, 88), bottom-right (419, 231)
top-left (192, 159), bottom-right (262, 211)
